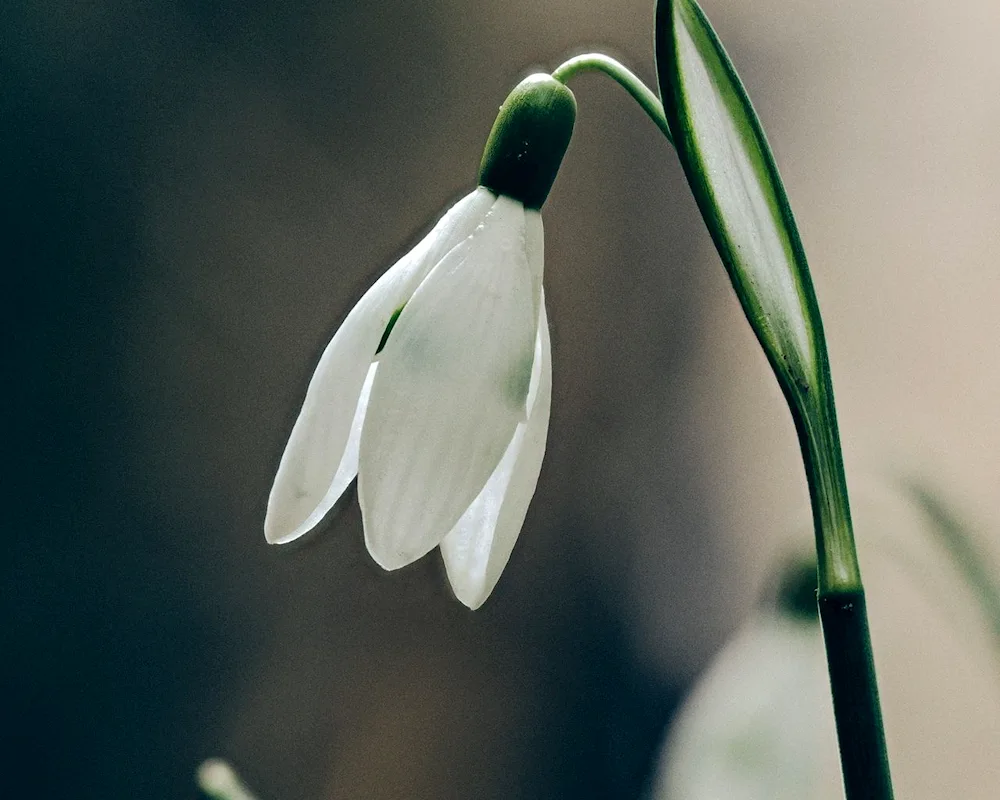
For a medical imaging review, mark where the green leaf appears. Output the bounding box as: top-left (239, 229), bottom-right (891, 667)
top-left (903, 478), bottom-right (1000, 663)
top-left (654, 0), bottom-right (857, 591)
top-left (655, 8), bottom-right (894, 797)
top-left (654, 0), bottom-right (824, 409)
top-left (657, 0), bottom-right (869, 598)
top-left (655, 0), bottom-right (860, 594)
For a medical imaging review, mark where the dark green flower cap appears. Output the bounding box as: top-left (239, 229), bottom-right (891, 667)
top-left (478, 74), bottom-right (576, 210)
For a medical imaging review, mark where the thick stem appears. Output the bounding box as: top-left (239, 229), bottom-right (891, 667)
top-left (819, 591), bottom-right (894, 800)
top-left (793, 385), bottom-right (894, 800)
top-left (551, 54), bottom-right (673, 145)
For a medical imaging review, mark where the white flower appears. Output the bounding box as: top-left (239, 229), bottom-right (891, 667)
top-left (265, 187), bottom-right (552, 609)
top-left (652, 609), bottom-right (836, 800)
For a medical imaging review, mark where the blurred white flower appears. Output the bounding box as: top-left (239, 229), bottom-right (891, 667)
top-left (265, 187), bottom-right (551, 609)
top-left (652, 607), bottom-right (835, 800)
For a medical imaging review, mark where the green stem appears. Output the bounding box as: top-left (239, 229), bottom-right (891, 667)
top-left (551, 54), bottom-right (673, 145)
top-left (796, 390), bottom-right (862, 596)
top-left (554, 45), bottom-right (892, 799)
top-left (789, 359), bottom-right (894, 800)
top-left (819, 590), bottom-right (894, 800)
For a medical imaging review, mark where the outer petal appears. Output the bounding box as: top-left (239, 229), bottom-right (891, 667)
top-left (321, 361), bottom-right (377, 512)
top-left (359, 195), bottom-right (540, 569)
top-left (264, 188), bottom-right (495, 544)
top-left (440, 294), bottom-right (551, 609)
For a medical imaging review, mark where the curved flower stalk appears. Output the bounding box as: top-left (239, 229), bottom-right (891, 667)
top-left (266, 75), bottom-right (575, 609)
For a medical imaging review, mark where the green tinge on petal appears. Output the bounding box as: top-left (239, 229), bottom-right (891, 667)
top-left (359, 195), bottom-right (539, 571)
top-left (524, 210), bottom-right (544, 325)
top-left (264, 188), bottom-right (494, 545)
top-left (441, 297), bottom-right (552, 609)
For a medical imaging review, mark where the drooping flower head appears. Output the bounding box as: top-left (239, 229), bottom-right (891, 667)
top-left (266, 74), bottom-right (576, 608)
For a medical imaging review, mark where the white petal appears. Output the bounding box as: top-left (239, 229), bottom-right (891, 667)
top-left (324, 362), bottom-right (377, 502)
top-left (524, 209), bottom-right (544, 323)
top-left (267, 363), bottom-right (377, 545)
top-left (264, 188), bottom-right (495, 544)
top-left (653, 614), bottom-right (833, 800)
top-left (440, 296), bottom-right (552, 609)
top-left (359, 195), bottom-right (539, 570)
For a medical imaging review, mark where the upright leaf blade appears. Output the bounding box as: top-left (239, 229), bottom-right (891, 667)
top-left (656, 6), bottom-right (895, 798)
top-left (655, 0), bottom-right (859, 594)
top-left (655, 0), bottom-right (823, 409)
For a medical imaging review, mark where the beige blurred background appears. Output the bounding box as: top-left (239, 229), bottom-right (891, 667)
top-left (5, 0), bottom-right (999, 798)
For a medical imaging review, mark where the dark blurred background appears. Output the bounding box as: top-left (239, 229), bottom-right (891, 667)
top-left (5, 1), bottom-right (1000, 798)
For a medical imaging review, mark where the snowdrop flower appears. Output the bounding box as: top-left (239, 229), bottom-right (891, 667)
top-left (652, 561), bottom-right (837, 800)
top-left (265, 74), bottom-right (576, 608)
